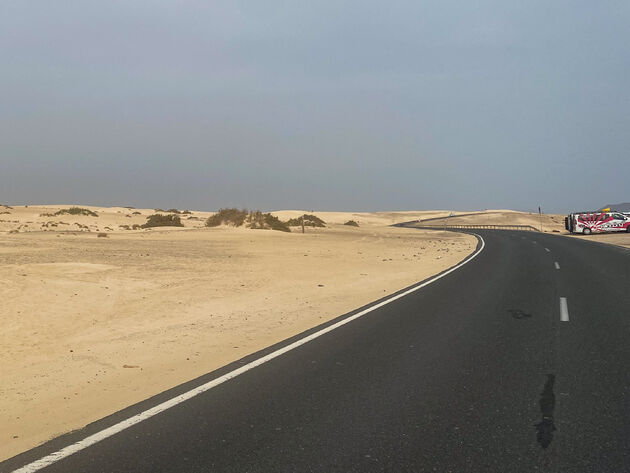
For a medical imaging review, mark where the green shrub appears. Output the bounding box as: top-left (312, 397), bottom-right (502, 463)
top-left (286, 214), bottom-right (326, 227)
top-left (205, 208), bottom-right (249, 227)
top-left (42, 207), bottom-right (98, 217)
top-left (166, 208), bottom-right (181, 214)
top-left (344, 220), bottom-right (359, 227)
top-left (141, 214), bottom-right (184, 228)
top-left (205, 208), bottom-right (290, 232)
top-left (263, 213), bottom-right (290, 232)
top-left (97, 233), bottom-right (108, 238)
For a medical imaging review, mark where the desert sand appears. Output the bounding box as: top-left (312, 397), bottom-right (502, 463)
top-left (0, 205), bottom-right (477, 460)
top-left (413, 209), bottom-right (567, 233)
top-left (566, 232), bottom-right (630, 249)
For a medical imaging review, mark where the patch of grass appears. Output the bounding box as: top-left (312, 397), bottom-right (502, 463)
top-left (141, 214), bottom-right (184, 228)
top-left (344, 220), bottom-right (359, 227)
top-left (42, 207), bottom-right (98, 217)
top-left (205, 208), bottom-right (249, 227)
top-left (286, 214), bottom-right (326, 227)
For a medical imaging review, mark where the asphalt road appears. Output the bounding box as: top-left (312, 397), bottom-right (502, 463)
top-left (4, 230), bottom-right (630, 473)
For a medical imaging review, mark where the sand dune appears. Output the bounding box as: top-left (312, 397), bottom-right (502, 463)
top-left (0, 206), bottom-right (476, 460)
top-left (413, 209), bottom-right (566, 233)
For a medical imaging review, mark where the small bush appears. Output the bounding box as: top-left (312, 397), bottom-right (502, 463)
top-left (286, 214), bottom-right (326, 227)
top-left (263, 213), bottom-right (290, 232)
top-left (132, 224), bottom-right (142, 230)
top-left (132, 211), bottom-right (141, 215)
top-left (344, 220), bottom-right (359, 227)
top-left (205, 208), bottom-right (249, 227)
top-left (182, 210), bottom-right (192, 215)
top-left (97, 233), bottom-right (108, 238)
top-left (141, 214), bottom-right (184, 228)
top-left (206, 208), bottom-right (290, 232)
top-left (247, 211), bottom-right (291, 232)
top-left (166, 208), bottom-right (181, 214)
top-left (45, 207), bottom-right (98, 217)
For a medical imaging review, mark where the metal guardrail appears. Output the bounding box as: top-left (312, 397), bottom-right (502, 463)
top-left (405, 224), bottom-right (540, 232)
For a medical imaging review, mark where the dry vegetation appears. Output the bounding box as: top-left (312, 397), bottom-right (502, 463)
top-left (142, 214), bottom-right (184, 228)
top-left (205, 208), bottom-right (290, 232)
top-left (41, 207), bottom-right (99, 217)
top-left (286, 214), bottom-right (326, 227)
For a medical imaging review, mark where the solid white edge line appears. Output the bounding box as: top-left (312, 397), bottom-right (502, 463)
top-left (554, 262), bottom-right (560, 270)
top-left (545, 247), bottom-right (550, 252)
top-left (560, 297), bottom-right (569, 322)
top-left (11, 234), bottom-right (486, 473)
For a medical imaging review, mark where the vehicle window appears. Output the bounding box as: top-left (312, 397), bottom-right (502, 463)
top-left (613, 214), bottom-right (624, 220)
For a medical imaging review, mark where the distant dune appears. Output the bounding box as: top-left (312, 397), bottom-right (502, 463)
top-left (600, 202), bottom-right (630, 212)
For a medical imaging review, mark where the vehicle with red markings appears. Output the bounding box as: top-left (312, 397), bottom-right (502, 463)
top-left (565, 211), bottom-right (630, 234)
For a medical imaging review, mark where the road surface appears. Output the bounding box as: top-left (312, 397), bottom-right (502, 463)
top-left (3, 230), bottom-right (630, 472)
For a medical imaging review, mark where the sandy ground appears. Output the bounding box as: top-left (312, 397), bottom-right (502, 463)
top-left (565, 232), bottom-right (630, 249)
top-left (0, 205), bottom-right (464, 234)
top-left (0, 206), bottom-right (476, 461)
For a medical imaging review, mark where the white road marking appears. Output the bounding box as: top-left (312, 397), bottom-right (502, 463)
top-left (554, 262), bottom-right (560, 270)
top-left (532, 240), bottom-right (537, 244)
top-left (560, 297), bottom-right (569, 322)
top-left (10, 236), bottom-right (487, 473)
top-left (545, 247), bottom-right (550, 252)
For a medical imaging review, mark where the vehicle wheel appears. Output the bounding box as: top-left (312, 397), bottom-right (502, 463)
top-left (583, 227), bottom-right (592, 235)
top-left (626, 226), bottom-right (630, 233)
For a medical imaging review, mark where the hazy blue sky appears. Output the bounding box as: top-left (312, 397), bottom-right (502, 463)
top-left (2, 1), bottom-right (629, 212)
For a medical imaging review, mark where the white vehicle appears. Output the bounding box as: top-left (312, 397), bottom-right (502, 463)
top-left (565, 211), bottom-right (630, 234)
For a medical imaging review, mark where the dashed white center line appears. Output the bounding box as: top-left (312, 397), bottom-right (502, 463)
top-left (554, 262), bottom-right (560, 270)
top-left (560, 297), bottom-right (569, 322)
top-left (545, 247), bottom-right (551, 252)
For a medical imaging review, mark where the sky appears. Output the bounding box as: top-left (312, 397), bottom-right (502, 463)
top-left (1, 1), bottom-right (629, 213)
